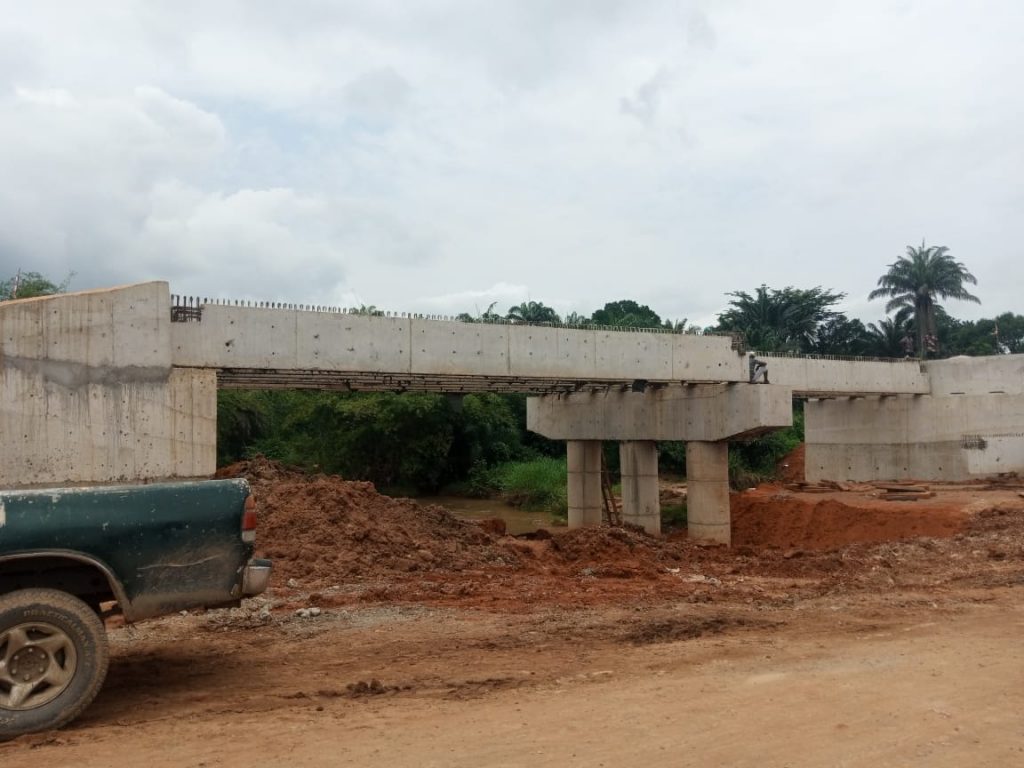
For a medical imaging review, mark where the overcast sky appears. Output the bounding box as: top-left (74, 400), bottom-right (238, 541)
top-left (1, 1), bottom-right (1020, 325)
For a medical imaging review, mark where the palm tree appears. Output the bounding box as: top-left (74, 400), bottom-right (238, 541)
top-left (506, 301), bottom-right (560, 324)
top-left (716, 285), bottom-right (845, 353)
top-left (868, 242), bottom-right (979, 359)
top-left (865, 315), bottom-right (913, 358)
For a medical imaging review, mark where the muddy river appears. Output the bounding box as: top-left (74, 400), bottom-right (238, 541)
top-left (418, 495), bottom-right (559, 535)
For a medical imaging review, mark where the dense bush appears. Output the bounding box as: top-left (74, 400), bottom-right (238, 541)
top-left (728, 408), bottom-right (804, 489)
top-left (218, 390), bottom-right (552, 493)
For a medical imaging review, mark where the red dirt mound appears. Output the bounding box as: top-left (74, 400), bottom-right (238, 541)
top-left (731, 485), bottom-right (968, 550)
top-left (547, 526), bottom-right (685, 578)
top-left (218, 458), bottom-right (521, 583)
top-left (214, 458), bottom-right (1012, 608)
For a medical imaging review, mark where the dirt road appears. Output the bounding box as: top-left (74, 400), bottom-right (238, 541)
top-left (2, 587), bottom-right (1022, 767)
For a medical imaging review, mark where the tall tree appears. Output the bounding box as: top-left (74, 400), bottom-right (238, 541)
top-left (868, 242), bottom-right (980, 359)
top-left (591, 300), bottom-right (661, 328)
top-left (506, 301), bottom-right (560, 324)
top-left (715, 285), bottom-right (845, 353)
top-left (941, 312), bottom-right (1024, 356)
top-left (993, 312), bottom-right (1024, 354)
top-left (0, 270), bottom-right (73, 301)
top-left (809, 315), bottom-right (872, 356)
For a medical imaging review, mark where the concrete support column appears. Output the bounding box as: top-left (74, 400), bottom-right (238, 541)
top-left (566, 440), bottom-right (603, 528)
top-left (686, 441), bottom-right (730, 544)
top-left (619, 440), bottom-right (660, 534)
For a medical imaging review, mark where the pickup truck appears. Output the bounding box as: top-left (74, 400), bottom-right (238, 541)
top-left (0, 479), bottom-right (271, 739)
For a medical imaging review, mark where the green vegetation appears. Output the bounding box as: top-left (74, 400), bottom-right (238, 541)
top-left (506, 300), bottom-right (561, 324)
top-left (716, 285), bottom-right (847, 354)
top-left (218, 390), bottom-right (555, 493)
top-left (728, 409), bottom-right (805, 489)
top-left (474, 457), bottom-right (569, 517)
top-left (0, 270), bottom-right (74, 301)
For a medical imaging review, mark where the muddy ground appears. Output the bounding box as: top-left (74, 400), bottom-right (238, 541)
top-left (3, 459), bottom-right (1023, 767)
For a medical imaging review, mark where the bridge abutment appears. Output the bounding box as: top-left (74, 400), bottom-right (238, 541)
top-left (0, 283), bottom-right (216, 487)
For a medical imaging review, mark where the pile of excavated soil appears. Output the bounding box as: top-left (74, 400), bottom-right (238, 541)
top-left (217, 458), bottom-right (521, 582)
top-left (215, 459), bottom-right (1024, 609)
top-left (730, 484), bottom-right (968, 550)
top-left (547, 525), bottom-right (686, 578)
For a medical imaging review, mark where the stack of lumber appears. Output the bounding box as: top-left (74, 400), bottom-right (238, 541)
top-left (872, 482), bottom-right (936, 501)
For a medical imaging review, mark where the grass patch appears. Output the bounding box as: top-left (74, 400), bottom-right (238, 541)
top-left (462, 457), bottom-right (568, 516)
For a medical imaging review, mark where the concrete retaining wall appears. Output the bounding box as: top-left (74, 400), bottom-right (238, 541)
top-left (1, 284), bottom-right (216, 487)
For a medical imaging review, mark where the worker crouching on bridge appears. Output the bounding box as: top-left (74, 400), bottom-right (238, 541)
top-left (748, 353), bottom-right (769, 384)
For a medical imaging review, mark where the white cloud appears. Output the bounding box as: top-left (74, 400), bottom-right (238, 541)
top-left (14, 87), bottom-right (76, 107)
top-left (417, 282), bottom-right (530, 315)
top-left (1, 0), bottom-right (1022, 326)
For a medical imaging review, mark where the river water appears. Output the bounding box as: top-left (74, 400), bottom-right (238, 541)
top-left (417, 495), bottom-right (558, 535)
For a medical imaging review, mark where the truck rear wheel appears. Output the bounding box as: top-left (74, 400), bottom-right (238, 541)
top-left (0, 589), bottom-right (109, 740)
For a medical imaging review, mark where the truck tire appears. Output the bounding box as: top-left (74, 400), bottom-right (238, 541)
top-left (0, 589), bottom-right (109, 740)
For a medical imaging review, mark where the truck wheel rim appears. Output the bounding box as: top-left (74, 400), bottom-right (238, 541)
top-left (0, 622), bottom-right (79, 711)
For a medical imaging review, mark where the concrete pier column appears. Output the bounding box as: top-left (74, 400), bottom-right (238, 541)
top-left (567, 440), bottom-right (603, 528)
top-left (619, 440), bottom-right (660, 534)
top-left (686, 441), bottom-right (730, 544)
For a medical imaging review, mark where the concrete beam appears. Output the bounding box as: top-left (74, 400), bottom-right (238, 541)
top-left (171, 303), bottom-right (748, 385)
top-left (566, 441), bottom-right (603, 528)
top-left (924, 354), bottom-right (1024, 396)
top-left (172, 298), bottom-right (928, 396)
top-left (619, 441), bottom-right (660, 534)
top-left (762, 355), bottom-right (929, 396)
top-left (527, 384), bottom-right (793, 442)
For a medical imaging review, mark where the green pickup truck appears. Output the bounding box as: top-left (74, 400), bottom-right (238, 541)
top-left (0, 479), bottom-right (272, 739)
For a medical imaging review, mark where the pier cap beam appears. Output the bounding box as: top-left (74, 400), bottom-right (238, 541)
top-left (526, 383), bottom-right (793, 442)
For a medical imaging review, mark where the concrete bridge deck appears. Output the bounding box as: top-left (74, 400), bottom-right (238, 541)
top-left (169, 294), bottom-right (929, 397)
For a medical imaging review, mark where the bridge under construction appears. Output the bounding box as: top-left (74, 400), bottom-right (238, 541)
top-left (2, 282), bottom-right (1021, 544)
